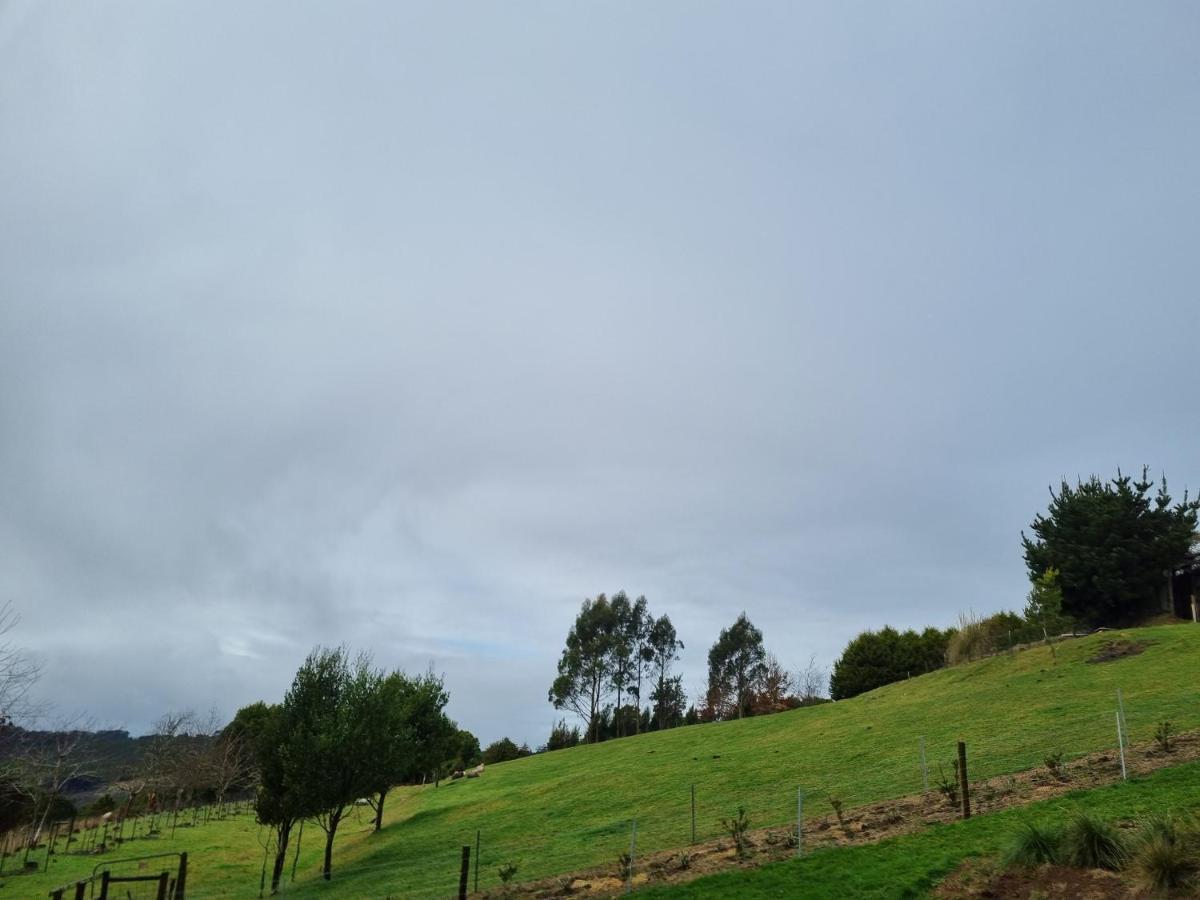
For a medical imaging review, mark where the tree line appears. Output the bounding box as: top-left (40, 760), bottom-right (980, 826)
top-left (230, 647), bottom-right (472, 892)
top-left (549, 597), bottom-right (829, 742)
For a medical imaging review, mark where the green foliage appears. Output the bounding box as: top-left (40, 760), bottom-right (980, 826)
top-left (1023, 468), bottom-right (1199, 626)
top-left (1062, 811), bottom-right (1128, 870)
top-left (1155, 721), bottom-right (1173, 753)
top-left (935, 761), bottom-right (959, 807)
top-left (1130, 814), bottom-right (1200, 894)
top-left (721, 806), bottom-right (752, 858)
top-left (482, 737), bottom-right (533, 764)
top-left (706, 613), bottom-right (767, 719)
top-left (545, 719), bottom-right (581, 751)
top-left (1024, 568), bottom-right (1074, 638)
top-left (830, 626), bottom-right (951, 699)
top-left (550, 594), bottom-right (681, 742)
top-left (1043, 751), bottom-right (1066, 781)
top-left (444, 728), bottom-right (482, 772)
top-left (829, 797), bottom-right (845, 829)
top-left (1004, 821), bottom-right (1063, 866)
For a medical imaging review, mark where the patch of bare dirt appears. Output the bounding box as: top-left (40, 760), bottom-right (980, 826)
top-left (480, 732), bottom-right (1200, 898)
top-left (934, 858), bottom-right (1136, 899)
top-left (1087, 640), bottom-right (1150, 664)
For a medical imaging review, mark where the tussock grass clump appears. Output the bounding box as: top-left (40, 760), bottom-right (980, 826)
top-left (1062, 812), bottom-right (1128, 871)
top-left (1004, 821), bottom-right (1063, 867)
top-left (1130, 814), bottom-right (1200, 894)
top-left (946, 610), bottom-right (993, 665)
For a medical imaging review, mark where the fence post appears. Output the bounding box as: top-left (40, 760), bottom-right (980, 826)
top-left (157, 871), bottom-right (170, 900)
top-left (458, 845), bottom-right (470, 900)
top-left (957, 741), bottom-right (971, 819)
top-left (74, 880), bottom-right (87, 900)
top-left (99, 871), bottom-right (111, 900)
top-left (627, 820), bottom-right (637, 895)
top-left (690, 785), bottom-right (696, 844)
top-left (1116, 711), bottom-right (1127, 781)
top-left (175, 851), bottom-right (188, 900)
top-left (474, 829), bottom-right (480, 893)
top-left (919, 736), bottom-right (928, 793)
top-left (795, 789), bottom-right (803, 858)
top-left (1116, 688), bottom-right (1128, 745)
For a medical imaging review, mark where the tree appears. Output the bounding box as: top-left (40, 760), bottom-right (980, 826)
top-left (706, 613), bottom-right (767, 720)
top-left (549, 596), bottom-right (619, 743)
top-left (482, 738), bottom-right (531, 764)
top-left (649, 675), bottom-right (686, 730)
top-left (545, 719), bottom-right (581, 751)
top-left (751, 653), bottom-right (795, 715)
top-left (248, 703), bottom-right (303, 894)
top-left (276, 647), bottom-right (382, 881)
top-left (627, 596), bottom-right (652, 735)
top-left (646, 614), bottom-right (684, 731)
top-left (795, 655), bottom-right (828, 705)
top-left (361, 669), bottom-right (454, 831)
top-left (608, 593), bottom-right (636, 739)
top-left (1022, 468), bottom-right (1199, 626)
top-left (1024, 567), bottom-right (1074, 639)
top-left (829, 627), bottom-right (950, 700)
top-left (443, 729), bottom-right (482, 775)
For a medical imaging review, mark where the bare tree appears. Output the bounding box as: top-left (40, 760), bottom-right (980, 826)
top-left (199, 717), bottom-right (257, 813)
top-left (795, 655), bottom-right (828, 704)
top-left (12, 716), bottom-right (99, 854)
top-left (0, 603), bottom-right (41, 728)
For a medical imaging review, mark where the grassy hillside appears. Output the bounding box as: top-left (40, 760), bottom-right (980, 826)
top-left (15, 624), bottom-right (1200, 898)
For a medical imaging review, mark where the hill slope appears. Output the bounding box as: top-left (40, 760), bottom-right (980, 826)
top-left (20, 624), bottom-right (1200, 898)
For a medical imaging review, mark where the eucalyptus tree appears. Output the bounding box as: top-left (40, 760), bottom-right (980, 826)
top-left (549, 595), bottom-right (619, 743)
top-left (646, 614), bottom-right (684, 730)
top-left (706, 613), bottom-right (766, 720)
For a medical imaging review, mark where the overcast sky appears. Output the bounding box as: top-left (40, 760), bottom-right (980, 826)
top-left (1, 2), bottom-right (1198, 747)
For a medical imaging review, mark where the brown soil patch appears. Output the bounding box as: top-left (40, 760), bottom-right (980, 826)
top-left (1087, 640), bottom-right (1150, 664)
top-left (934, 858), bottom-right (1136, 899)
top-left (480, 731), bottom-right (1200, 898)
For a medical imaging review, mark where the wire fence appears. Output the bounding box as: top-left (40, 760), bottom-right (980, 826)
top-left (20, 682), bottom-right (1198, 899)
top-left (268, 685), bottom-right (1197, 899)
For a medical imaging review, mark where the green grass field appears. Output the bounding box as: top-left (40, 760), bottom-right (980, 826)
top-left (11, 624), bottom-right (1200, 899)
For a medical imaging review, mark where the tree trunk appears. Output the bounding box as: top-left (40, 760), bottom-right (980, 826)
top-left (374, 789), bottom-right (387, 832)
top-left (270, 821), bottom-right (291, 894)
top-left (323, 827), bottom-right (335, 880)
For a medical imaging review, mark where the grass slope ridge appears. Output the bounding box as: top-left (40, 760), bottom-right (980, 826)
top-left (18, 624), bottom-right (1200, 898)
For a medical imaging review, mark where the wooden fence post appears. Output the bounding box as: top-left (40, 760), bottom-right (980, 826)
top-left (175, 851), bottom-right (188, 899)
top-left (957, 741), bottom-right (971, 819)
top-left (458, 845), bottom-right (470, 899)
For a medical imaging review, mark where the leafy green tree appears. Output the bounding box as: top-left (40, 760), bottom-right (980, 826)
top-left (706, 613), bottom-right (766, 720)
top-left (549, 596), bottom-right (619, 743)
top-left (361, 670), bottom-right (454, 831)
top-left (829, 626), bottom-right (951, 700)
top-left (280, 648), bottom-right (383, 881)
top-left (1024, 567), bottom-right (1073, 638)
top-left (249, 703), bottom-right (305, 894)
top-left (649, 674), bottom-right (686, 730)
top-left (443, 729), bottom-right (482, 774)
top-left (484, 734), bottom-right (523, 763)
top-left (1022, 468), bottom-right (1198, 626)
top-left (545, 719), bottom-right (581, 751)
